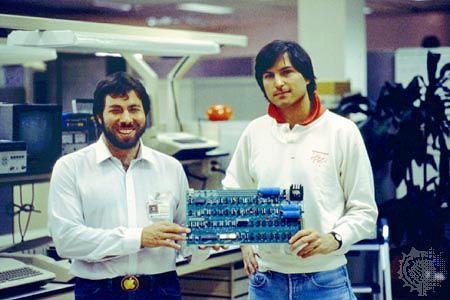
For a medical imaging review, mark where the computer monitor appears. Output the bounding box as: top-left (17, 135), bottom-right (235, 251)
top-left (0, 103), bottom-right (62, 174)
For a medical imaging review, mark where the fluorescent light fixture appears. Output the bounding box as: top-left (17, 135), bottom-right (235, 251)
top-left (92, 0), bottom-right (132, 12)
top-left (146, 16), bottom-right (181, 27)
top-left (95, 52), bottom-right (122, 57)
top-left (95, 53), bottom-right (143, 60)
top-left (0, 44), bottom-right (56, 65)
top-left (7, 30), bottom-right (220, 56)
top-left (177, 3), bottom-right (234, 15)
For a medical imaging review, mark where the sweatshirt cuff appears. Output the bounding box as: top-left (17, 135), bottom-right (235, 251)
top-left (331, 226), bottom-right (353, 255)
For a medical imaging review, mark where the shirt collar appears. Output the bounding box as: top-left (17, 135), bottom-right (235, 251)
top-left (95, 136), bottom-right (156, 165)
top-left (267, 92), bottom-right (326, 125)
top-left (95, 137), bottom-right (113, 164)
top-left (140, 143), bottom-right (158, 165)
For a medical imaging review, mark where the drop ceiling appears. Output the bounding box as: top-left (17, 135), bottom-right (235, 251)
top-left (1, 0), bottom-right (449, 34)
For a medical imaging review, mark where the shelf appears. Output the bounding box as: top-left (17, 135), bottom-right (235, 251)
top-left (0, 173), bottom-right (51, 185)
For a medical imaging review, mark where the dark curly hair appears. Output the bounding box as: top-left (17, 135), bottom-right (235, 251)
top-left (93, 72), bottom-right (151, 123)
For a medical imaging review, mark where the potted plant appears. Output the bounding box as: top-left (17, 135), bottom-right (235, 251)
top-left (334, 51), bottom-right (449, 297)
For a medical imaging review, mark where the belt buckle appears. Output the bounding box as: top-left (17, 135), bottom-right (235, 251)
top-left (121, 275), bottom-right (139, 291)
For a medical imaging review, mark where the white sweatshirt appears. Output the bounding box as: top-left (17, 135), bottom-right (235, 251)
top-left (222, 110), bottom-right (378, 273)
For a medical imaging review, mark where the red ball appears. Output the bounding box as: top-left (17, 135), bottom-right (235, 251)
top-left (206, 104), bottom-right (233, 121)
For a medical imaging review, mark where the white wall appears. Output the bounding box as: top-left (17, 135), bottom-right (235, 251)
top-left (192, 76), bottom-right (266, 121)
top-left (298, 0), bottom-right (367, 95)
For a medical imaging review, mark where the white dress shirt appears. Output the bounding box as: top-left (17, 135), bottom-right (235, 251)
top-left (223, 110), bottom-right (378, 273)
top-left (48, 138), bottom-right (206, 279)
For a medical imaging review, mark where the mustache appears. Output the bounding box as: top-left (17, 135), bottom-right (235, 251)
top-left (116, 124), bottom-right (138, 129)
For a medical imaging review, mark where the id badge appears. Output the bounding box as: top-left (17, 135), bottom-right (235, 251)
top-left (147, 192), bottom-right (171, 221)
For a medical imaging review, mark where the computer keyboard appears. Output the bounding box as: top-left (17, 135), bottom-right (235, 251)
top-left (0, 266), bottom-right (42, 282)
top-left (0, 258), bottom-right (55, 291)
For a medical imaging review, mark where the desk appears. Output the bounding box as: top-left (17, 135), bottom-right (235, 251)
top-left (177, 247), bottom-right (242, 276)
top-left (2, 282), bottom-right (74, 300)
top-left (179, 148), bottom-right (229, 166)
top-left (2, 241), bottom-right (393, 300)
top-left (2, 247), bottom-right (242, 300)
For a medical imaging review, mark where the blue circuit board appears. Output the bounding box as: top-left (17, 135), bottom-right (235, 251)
top-left (186, 185), bottom-right (303, 245)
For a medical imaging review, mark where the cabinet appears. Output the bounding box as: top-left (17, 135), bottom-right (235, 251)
top-left (180, 262), bottom-right (248, 300)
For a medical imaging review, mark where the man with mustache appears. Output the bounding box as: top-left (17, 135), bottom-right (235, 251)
top-left (222, 40), bottom-right (378, 299)
top-left (48, 72), bottom-right (203, 300)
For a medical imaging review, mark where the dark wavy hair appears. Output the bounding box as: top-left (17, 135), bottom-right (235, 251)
top-left (93, 72), bottom-right (151, 123)
top-left (255, 40), bottom-right (317, 101)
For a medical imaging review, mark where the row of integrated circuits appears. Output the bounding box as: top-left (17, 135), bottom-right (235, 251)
top-left (186, 185), bottom-right (304, 245)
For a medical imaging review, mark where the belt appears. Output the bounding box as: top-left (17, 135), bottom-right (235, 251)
top-left (117, 275), bottom-right (143, 291)
top-left (77, 271), bottom-right (177, 292)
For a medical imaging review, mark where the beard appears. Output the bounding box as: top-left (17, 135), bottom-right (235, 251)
top-left (100, 122), bottom-right (146, 150)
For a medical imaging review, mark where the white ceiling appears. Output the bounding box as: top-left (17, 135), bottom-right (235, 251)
top-left (1, 0), bottom-right (450, 34)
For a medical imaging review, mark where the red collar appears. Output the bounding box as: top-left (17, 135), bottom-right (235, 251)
top-left (267, 93), bottom-right (325, 125)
